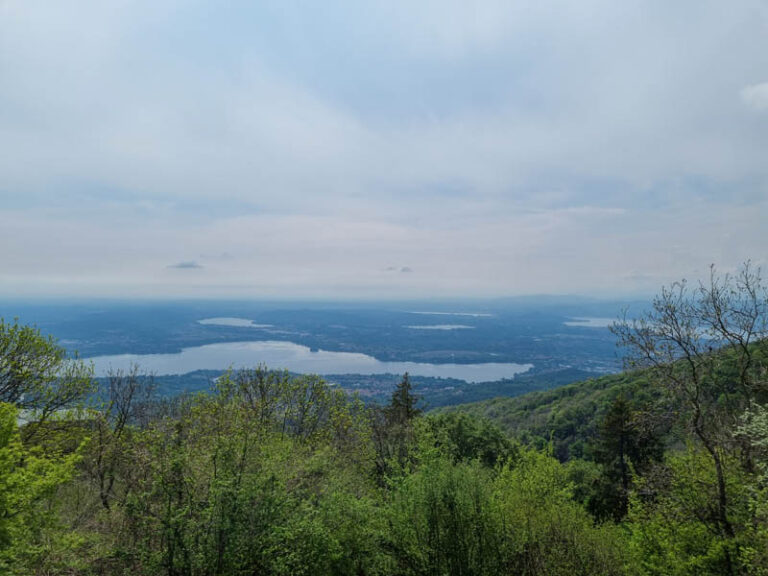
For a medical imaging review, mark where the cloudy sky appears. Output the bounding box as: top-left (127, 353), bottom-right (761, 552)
top-left (1, 0), bottom-right (767, 299)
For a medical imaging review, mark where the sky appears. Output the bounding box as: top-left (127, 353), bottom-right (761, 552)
top-left (1, 0), bottom-right (767, 299)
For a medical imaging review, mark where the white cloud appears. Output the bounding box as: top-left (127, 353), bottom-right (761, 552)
top-left (1, 1), bottom-right (767, 298)
top-left (741, 82), bottom-right (768, 111)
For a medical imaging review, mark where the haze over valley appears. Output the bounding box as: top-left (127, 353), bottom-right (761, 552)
top-left (1, 297), bottom-right (629, 406)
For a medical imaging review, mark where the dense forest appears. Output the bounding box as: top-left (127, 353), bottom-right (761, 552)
top-left (2, 264), bottom-right (768, 575)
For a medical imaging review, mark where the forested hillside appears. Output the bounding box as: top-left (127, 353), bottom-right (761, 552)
top-left (0, 337), bottom-right (627, 576)
top-left (440, 369), bottom-right (664, 461)
top-left (2, 265), bottom-right (768, 575)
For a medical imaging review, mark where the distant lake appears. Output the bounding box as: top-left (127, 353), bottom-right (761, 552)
top-left (408, 311), bottom-right (493, 317)
top-left (406, 325), bottom-right (474, 331)
top-left (563, 317), bottom-right (615, 328)
top-left (88, 340), bottom-right (533, 383)
top-left (198, 317), bottom-right (273, 328)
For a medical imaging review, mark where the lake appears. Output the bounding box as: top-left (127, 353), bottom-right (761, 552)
top-left (563, 317), bottom-right (615, 328)
top-left (88, 340), bottom-right (533, 383)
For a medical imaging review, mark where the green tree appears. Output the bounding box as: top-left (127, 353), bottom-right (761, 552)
top-left (612, 262), bottom-right (768, 571)
top-left (107, 370), bottom-right (386, 576)
top-left (388, 373), bottom-right (421, 424)
top-left (423, 412), bottom-right (516, 467)
top-left (0, 402), bottom-right (81, 574)
top-left (589, 396), bottom-right (663, 520)
top-left (492, 448), bottom-right (627, 576)
top-left (82, 364), bottom-right (155, 510)
top-left (386, 453), bottom-right (503, 576)
top-left (373, 373), bottom-right (422, 477)
top-left (626, 446), bottom-right (763, 576)
top-left (0, 318), bottom-right (93, 438)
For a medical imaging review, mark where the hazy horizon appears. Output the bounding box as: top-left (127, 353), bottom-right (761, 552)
top-left (0, 293), bottom-right (650, 306)
top-left (2, 1), bottom-right (766, 299)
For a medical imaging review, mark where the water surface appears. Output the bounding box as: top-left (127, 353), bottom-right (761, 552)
top-left (406, 324), bottom-right (474, 330)
top-left (408, 311), bottom-right (493, 317)
top-left (198, 317), bottom-right (272, 328)
top-left (563, 317), bottom-right (614, 328)
top-left (89, 340), bottom-right (532, 383)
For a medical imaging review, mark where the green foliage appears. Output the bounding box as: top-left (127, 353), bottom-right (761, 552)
top-left (738, 403), bottom-right (768, 482)
top-left (385, 440), bottom-right (627, 576)
top-left (386, 453), bottom-right (502, 575)
top-left (614, 263), bottom-right (768, 573)
top-left (626, 446), bottom-right (765, 575)
top-left (373, 373), bottom-right (422, 478)
top-left (492, 448), bottom-right (627, 576)
top-left (388, 373), bottom-right (422, 423)
top-left (422, 411), bottom-right (517, 466)
top-left (440, 369), bottom-right (663, 461)
top-left (589, 395), bottom-right (664, 520)
top-left (94, 372), bottom-right (388, 576)
top-left (0, 402), bottom-right (82, 574)
top-left (0, 317), bottom-right (94, 438)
